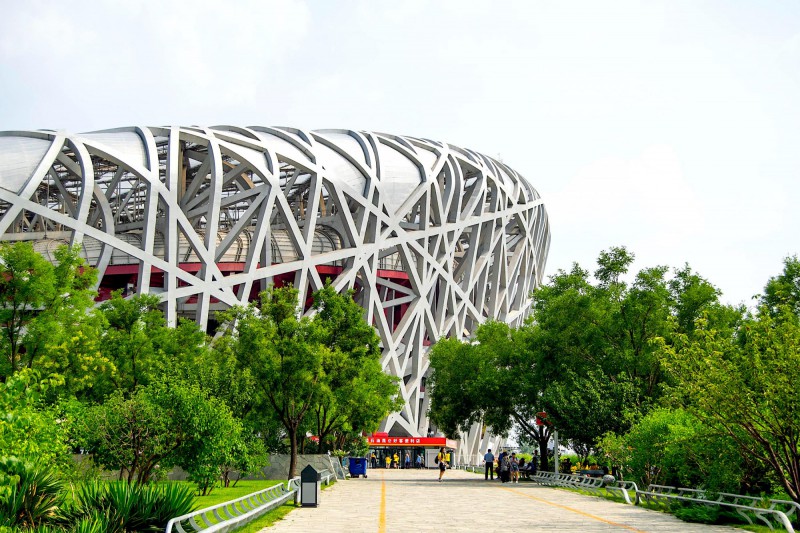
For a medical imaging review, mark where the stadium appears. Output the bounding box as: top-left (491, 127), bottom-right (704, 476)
top-left (0, 126), bottom-right (550, 461)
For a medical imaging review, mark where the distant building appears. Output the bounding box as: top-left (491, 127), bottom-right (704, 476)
top-left (0, 126), bottom-right (550, 460)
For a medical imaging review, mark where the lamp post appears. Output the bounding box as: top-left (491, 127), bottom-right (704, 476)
top-left (553, 430), bottom-right (559, 474)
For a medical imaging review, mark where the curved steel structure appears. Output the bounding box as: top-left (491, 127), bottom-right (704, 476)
top-left (0, 126), bottom-right (550, 452)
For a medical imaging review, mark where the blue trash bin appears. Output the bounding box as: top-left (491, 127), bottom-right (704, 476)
top-left (349, 457), bottom-right (368, 478)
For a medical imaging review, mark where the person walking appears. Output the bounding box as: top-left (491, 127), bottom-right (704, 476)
top-left (437, 447), bottom-right (448, 482)
top-left (404, 452), bottom-right (411, 469)
top-left (384, 455), bottom-right (391, 469)
top-left (484, 448), bottom-right (495, 480)
top-left (415, 452), bottom-right (423, 468)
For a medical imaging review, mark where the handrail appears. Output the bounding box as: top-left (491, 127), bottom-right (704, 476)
top-left (327, 454), bottom-right (349, 480)
top-left (287, 475), bottom-right (301, 505)
top-left (166, 477), bottom-right (301, 533)
top-left (640, 484), bottom-right (797, 532)
top-left (530, 471), bottom-right (635, 505)
top-left (452, 463), bottom-right (483, 474)
top-left (648, 485), bottom-right (800, 519)
top-left (318, 469), bottom-right (336, 486)
top-left (529, 473), bottom-right (796, 532)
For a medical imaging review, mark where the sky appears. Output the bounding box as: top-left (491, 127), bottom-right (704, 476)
top-left (1, 0), bottom-right (799, 307)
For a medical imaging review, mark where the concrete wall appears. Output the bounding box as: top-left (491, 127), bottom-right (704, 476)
top-left (260, 454), bottom-right (340, 480)
top-left (73, 453), bottom-right (339, 482)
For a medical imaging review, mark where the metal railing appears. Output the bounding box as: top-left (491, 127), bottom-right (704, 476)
top-left (528, 473), bottom-right (797, 532)
top-left (327, 454), bottom-right (349, 480)
top-left (452, 463), bottom-right (484, 474)
top-left (165, 477), bottom-right (300, 533)
top-left (319, 469), bottom-right (336, 486)
top-left (530, 471), bottom-right (637, 505)
top-left (638, 484), bottom-right (798, 532)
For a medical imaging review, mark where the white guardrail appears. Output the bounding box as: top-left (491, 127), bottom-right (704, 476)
top-left (638, 484), bottom-right (799, 533)
top-left (529, 472), bottom-right (797, 532)
top-left (165, 478), bottom-right (300, 533)
top-left (531, 471), bottom-right (637, 505)
top-left (165, 470), bottom-right (335, 533)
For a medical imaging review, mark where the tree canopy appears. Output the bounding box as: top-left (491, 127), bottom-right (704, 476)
top-left (660, 303), bottom-right (800, 501)
top-left (0, 242), bottom-right (98, 384)
top-left (428, 246), bottom-right (738, 468)
top-left (216, 284), bottom-right (400, 478)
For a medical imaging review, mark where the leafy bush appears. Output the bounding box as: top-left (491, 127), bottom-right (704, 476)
top-left (672, 503), bottom-right (720, 524)
top-left (0, 372), bottom-right (71, 483)
top-left (598, 408), bottom-right (744, 491)
top-left (79, 381), bottom-right (247, 488)
top-left (59, 481), bottom-right (194, 532)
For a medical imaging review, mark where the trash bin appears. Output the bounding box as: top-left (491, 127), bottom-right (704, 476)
top-left (349, 457), bottom-right (368, 478)
top-left (301, 465), bottom-right (321, 507)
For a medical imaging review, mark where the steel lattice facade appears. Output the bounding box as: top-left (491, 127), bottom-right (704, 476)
top-left (0, 126), bottom-right (549, 455)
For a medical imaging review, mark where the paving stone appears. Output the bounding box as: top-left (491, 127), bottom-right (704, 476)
top-left (261, 468), bottom-right (739, 532)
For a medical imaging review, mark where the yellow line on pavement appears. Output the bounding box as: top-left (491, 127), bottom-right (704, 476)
top-left (500, 486), bottom-right (647, 532)
top-left (378, 470), bottom-right (386, 533)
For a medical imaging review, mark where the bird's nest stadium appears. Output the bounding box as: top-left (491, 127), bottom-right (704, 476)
top-left (0, 126), bottom-right (549, 461)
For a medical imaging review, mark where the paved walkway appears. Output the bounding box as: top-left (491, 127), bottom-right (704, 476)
top-left (262, 468), bottom-right (738, 532)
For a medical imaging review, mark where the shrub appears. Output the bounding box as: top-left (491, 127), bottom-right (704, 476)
top-left (598, 408), bottom-right (744, 491)
top-left (59, 481), bottom-right (194, 532)
top-left (673, 503), bottom-right (720, 524)
top-left (0, 457), bottom-right (64, 528)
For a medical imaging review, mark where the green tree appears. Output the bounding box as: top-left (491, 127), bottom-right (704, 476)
top-left (0, 242), bottom-right (99, 384)
top-left (79, 381), bottom-right (241, 485)
top-left (220, 434), bottom-right (268, 488)
top-left (180, 407), bottom-right (244, 496)
top-left (532, 248), bottom-right (669, 409)
top-left (218, 286), bottom-right (325, 479)
top-left (427, 337), bottom-right (485, 438)
top-left (429, 247), bottom-right (736, 469)
top-left (528, 248), bottom-right (735, 458)
top-left (309, 285), bottom-right (401, 451)
top-left (0, 371), bottom-right (70, 487)
top-left (660, 307), bottom-right (800, 502)
top-left (598, 408), bottom-right (742, 490)
top-left (428, 321), bottom-right (556, 468)
top-left (93, 292), bottom-right (208, 398)
top-left (762, 255), bottom-right (800, 316)
top-left (541, 369), bottom-right (637, 466)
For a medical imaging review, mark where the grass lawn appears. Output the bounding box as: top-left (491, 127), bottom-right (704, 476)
top-left (193, 479), bottom-right (287, 509)
top-left (183, 478), bottom-right (337, 533)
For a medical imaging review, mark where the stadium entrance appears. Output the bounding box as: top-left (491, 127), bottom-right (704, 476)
top-left (367, 434), bottom-right (458, 469)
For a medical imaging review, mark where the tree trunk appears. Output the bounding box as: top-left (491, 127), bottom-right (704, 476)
top-left (538, 437), bottom-right (549, 471)
top-left (318, 429), bottom-right (330, 453)
top-left (288, 428), bottom-right (299, 479)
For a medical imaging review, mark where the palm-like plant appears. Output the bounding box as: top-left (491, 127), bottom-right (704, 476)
top-left (60, 481), bottom-right (194, 532)
top-left (0, 457), bottom-right (64, 528)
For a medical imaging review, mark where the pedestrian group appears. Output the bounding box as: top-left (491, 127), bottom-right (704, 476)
top-left (484, 448), bottom-right (535, 483)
